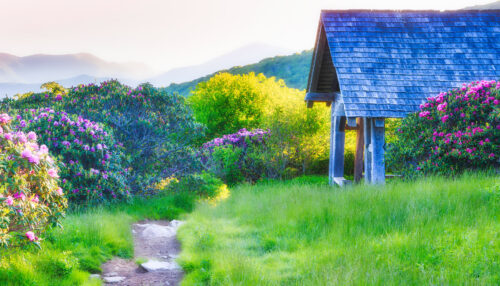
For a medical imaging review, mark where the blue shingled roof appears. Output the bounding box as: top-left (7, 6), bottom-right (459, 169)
top-left (308, 10), bottom-right (500, 118)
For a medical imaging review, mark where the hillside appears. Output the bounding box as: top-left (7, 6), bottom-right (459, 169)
top-left (164, 50), bottom-right (313, 96)
top-left (147, 43), bottom-right (294, 86)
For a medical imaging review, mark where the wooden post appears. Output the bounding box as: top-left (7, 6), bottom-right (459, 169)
top-left (370, 118), bottom-right (385, 184)
top-left (329, 115), bottom-right (346, 186)
top-left (353, 118), bottom-right (364, 183)
top-left (363, 118), bottom-right (372, 184)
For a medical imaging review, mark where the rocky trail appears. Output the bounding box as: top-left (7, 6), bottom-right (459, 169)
top-left (94, 220), bottom-right (184, 285)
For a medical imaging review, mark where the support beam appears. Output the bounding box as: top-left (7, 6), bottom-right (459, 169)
top-left (347, 117), bottom-right (357, 127)
top-left (370, 118), bottom-right (386, 184)
top-left (305, 92), bottom-right (338, 108)
top-left (329, 113), bottom-right (346, 186)
top-left (363, 118), bottom-right (372, 184)
top-left (353, 118), bottom-right (364, 183)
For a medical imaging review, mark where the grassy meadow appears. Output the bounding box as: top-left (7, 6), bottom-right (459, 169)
top-left (178, 174), bottom-right (500, 285)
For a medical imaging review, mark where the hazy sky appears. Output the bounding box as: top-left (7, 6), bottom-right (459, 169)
top-left (0, 0), bottom-right (493, 70)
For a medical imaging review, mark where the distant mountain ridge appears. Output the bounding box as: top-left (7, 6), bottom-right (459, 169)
top-left (164, 50), bottom-right (313, 96)
top-left (0, 43), bottom-right (293, 97)
top-left (147, 43), bottom-right (294, 86)
top-left (0, 52), bottom-right (152, 84)
top-left (462, 0), bottom-right (500, 9)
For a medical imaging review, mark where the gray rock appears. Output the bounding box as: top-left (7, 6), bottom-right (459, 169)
top-left (105, 272), bottom-right (118, 277)
top-left (169, 220), bottom-right (184, 229)
top-left (141, 260), bottom-right (181, 272)
top-left (103, 276), bottom-right (126, 283)
top-left (89, 274), bottom-right (101, 279)
top-left (141, 224), bottom-right (176, 239)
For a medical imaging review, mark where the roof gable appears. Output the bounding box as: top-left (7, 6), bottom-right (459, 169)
top-left (307, 10), bottom-right (500, 118)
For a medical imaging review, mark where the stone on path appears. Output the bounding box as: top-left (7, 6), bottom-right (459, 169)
top-left (141, 260), bottom-right (181, 272)
top-left (103, 276), bottom-right (126, 283)
top-left (141, 224), bottom-right (176, 239)
top-left (101, 220), bottom-right (185, 285)
top-left (169, 220), bottom-right (184, 229)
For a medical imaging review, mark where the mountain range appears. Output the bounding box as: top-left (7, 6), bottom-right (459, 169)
top-left (0, 43), bottom-right (293, 98)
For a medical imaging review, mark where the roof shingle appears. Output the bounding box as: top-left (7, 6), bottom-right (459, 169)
top-left (308, 10), bottom-right (500, 118)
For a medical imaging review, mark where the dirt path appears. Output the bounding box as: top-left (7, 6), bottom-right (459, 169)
top-left (98, 220), bottom-right (184, 285)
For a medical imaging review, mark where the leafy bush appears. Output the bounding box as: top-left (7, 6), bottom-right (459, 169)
top-left (190, 72), bottom-right (333, 177)
top-left (387, 80), bottom-right (499, 177)
top-left (188, 73), bottom-right (271, 138)
top-left (11, 108), bottom-right (131, 206)
top-left (202, 129), bottom-right (269, 185)
top-left (0, 113), bottom-right (67, 248)
top-left (168, 172), bottom-right (226, 199)
top-left (3, 80), bottom-right (203, 192)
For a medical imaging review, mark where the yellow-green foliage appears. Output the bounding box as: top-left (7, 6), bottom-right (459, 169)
top-left (40, 81), bottom-right (68, 96)
top-left (190, 72), bottom-right (336, 175)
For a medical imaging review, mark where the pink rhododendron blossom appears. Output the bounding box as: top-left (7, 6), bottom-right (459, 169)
top-left (27, 131), bottom-right (37, 141)
top-left (56, 188), bottom-right (64, 196)
top-left (5, 196), bottom-right (13, 206)
top-left (13, 192), bottom-right (26, 201)
top-left (0, 113), bottom-right (11, 124)
top-left (25, 231), bottom-right (37, 242)
top-left (48, 168), bottom-right (59, 178)
top-left (437, 102), bottom-right (447, 111)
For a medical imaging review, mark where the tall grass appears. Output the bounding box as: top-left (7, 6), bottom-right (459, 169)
top-left (0, 192), bottom-right (194, 286)
top-left (178, 174), bottom-right (500, 285)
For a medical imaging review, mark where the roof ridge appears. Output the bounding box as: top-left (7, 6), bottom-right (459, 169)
top-left (320, 9), bottom-right (500, 13)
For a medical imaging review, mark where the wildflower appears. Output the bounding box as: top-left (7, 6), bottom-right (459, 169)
top-left (56, 188), bottom-right (64, 196)
top-left (13, 192), bottom-right (26, 201)
top-left (25, 231), bottom-right (38, 242)
top-left (0, 113), bottom-right (11, 124)
top-left (5, 196), bottom-right (13, 206)
top-left (27, 131), bottom-right (37, 141)
top-left (47, 168), bottom-right (59, 178)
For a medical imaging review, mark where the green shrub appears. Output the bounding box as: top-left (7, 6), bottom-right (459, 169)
top-left (0, 113), bottom-right (67, 248)
top-left (387, 80), bottom-right (499, 177)
top-left (189, 72), bottom-right (332, 177)
top-left (3, 80), bottom-right (204, 193)
top-left (39, 251), bottom-right (77, 278)
top-left (202, 129), bottom-right (269, 184)
top-left (168, 172), bottom-right (225, 199)
top-left (12, 108), bottom-right (131, 206)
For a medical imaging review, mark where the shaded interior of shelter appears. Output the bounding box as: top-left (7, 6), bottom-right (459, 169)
top-left (306, 24), bottom-right (364, 184)
top-left (307, 25), bottom-right (340, 97)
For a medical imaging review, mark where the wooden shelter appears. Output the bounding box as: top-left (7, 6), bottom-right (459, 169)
top-left (306, 10), bottom-right (500, 185)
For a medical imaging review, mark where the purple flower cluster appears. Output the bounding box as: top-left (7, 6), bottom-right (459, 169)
top-left (12, 108), bottom-right (131, 204)
top-left (203, 128), bottom-right (269, 150)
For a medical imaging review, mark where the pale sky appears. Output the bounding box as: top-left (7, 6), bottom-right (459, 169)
top-left (0, 0), bottom-right (493, 70)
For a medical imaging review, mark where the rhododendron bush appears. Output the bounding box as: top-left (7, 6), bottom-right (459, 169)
top-left (201, 128), bottom-right (271, 184)
top-left (12, 109), bottom-right (131, 205)
top-left (387, 80), bottom-right (499, 177)
top-left (4, 80), bottom-right (203, 193)
top-left (0, 113), bottom-right (66, 247)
